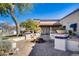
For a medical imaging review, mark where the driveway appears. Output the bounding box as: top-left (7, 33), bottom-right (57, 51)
top-left (29, 35), bottom-right (71, 56)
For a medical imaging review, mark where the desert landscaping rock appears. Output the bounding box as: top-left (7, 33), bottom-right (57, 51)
top-left (13, 40), bottom-right (36, 56)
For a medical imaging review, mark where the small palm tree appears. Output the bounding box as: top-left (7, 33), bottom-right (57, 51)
top-left (0, 3), bottom-right (32, 36)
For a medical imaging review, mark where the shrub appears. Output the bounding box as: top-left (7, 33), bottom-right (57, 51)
top-left (68, 30), bottom-right (73, 35)
top-left (68, 30), bottom-right (76, 36)
top-left (0, 40), bottom-right (12, 55)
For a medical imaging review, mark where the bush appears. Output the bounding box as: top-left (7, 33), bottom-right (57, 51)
top-left (68, 30), bottom-right (73, 35)
top-left (0, 40), bottom-right (12, 55)
top-left (68, 30), bottom-right (76, 36)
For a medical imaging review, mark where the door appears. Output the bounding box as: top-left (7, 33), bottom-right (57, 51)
top-left (41, 26), bottom-right (50, 35)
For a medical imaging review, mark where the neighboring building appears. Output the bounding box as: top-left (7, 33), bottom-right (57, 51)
top-left (0, 22), bottom-right (17, 36)
top-left (60, 8), bottom-right (79, 35)
top-left (34, 19), bottom-right (62, 35)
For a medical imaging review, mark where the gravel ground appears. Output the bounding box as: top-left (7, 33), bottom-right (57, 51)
top-left (29, 35), bottom-right (71, 56)
top-left (13, 40), bottom-right (35, 56)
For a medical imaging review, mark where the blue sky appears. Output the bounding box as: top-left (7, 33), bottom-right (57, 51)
top-left (0, 3), bottom-right (79, 25)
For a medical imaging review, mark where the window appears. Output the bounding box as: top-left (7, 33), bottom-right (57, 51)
top-left (70, 23), bottom-right (77, 31)
top-left (63, 26), bottom-right (66, 29)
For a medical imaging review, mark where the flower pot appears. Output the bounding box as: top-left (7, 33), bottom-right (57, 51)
top-left (56, 30), bottom-right (66, 34)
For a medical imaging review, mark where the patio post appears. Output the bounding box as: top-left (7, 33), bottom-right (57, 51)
top-left (50, 27), bottom-right (52, 34)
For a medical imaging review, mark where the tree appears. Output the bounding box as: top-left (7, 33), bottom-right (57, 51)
top-left (20, 19), bottom-right (41, 33)
top-left (0, 3), bottom-right (32, 36)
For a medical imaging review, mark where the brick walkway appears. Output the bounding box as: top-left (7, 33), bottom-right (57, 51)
top-left (29, 35), bottom-right (71, 56)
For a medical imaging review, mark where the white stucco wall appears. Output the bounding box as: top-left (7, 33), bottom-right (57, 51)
top-left (60, 10), bottom-right (79, 34)
top-left (67, 40), bottom-right (79, 51)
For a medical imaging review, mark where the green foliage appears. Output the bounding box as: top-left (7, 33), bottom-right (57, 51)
top-left (20, 19), bottom-right (41, 32)
top-left (0, 40), bottom-right (12, 56)
top-left (68, 30), bottom-right (76, 36)
top-left (0, 3), bottom-right (33, 36)
top-left (0, 3), bottom-right (33, 16)
top-left (16, 3), bottom-right (33, 14)
top-left (68, 30), bottom-right (73, 35)
top-left (0, 3), bottom-right (11, 16)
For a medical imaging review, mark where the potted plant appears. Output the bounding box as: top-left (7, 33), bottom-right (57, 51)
top-left (56, 27), bottom-right (66, 34)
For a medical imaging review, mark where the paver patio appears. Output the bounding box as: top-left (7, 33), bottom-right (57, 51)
top-left (29, 35), bottom-right (72, 56)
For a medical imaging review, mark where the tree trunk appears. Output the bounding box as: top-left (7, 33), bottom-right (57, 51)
top-left (10, 5), bottom-right (20, 36)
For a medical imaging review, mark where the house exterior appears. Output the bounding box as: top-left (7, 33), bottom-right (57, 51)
top-left (60, 8), bottom-right (79, 35)
top-left (34, 8), bottom-right (79, 35)
top-left (34, 19), bottom-right (62, 35)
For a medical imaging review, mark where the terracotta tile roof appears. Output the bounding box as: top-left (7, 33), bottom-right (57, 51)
top-left (40, 21), bottom-right (57, 25)
top-left (34, 19), bottom-right (61, 26)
